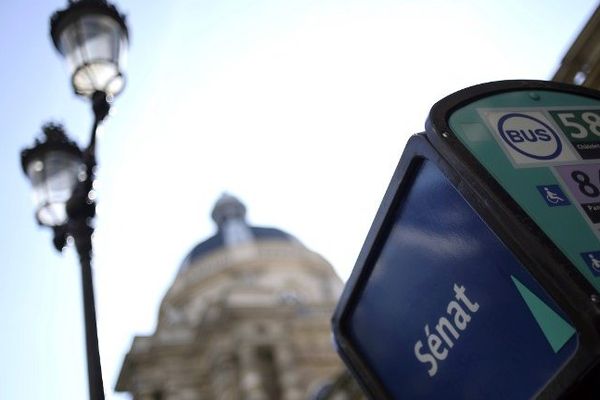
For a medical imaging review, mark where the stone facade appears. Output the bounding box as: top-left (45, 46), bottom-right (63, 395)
top-left (553, 5), bottom-right (600, 88)
top-left (115, 195), bottom-right (359, 400)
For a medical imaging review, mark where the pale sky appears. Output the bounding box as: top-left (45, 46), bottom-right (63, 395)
top-left (0, 0), bottom-right (598, 398)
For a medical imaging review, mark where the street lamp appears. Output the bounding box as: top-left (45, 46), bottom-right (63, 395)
top-left (20, 1), bottom-right (128, 400)
top-left (50, 0), bottom-right (128, 99)
top-left (21, 124), bottom-right (84, 229)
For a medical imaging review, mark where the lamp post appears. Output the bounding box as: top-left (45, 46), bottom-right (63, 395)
top-left (20, 1), bottom-right (128, 399)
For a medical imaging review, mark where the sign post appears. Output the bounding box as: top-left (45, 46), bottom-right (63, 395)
top-left (333, 81), bottom-right (600, 399)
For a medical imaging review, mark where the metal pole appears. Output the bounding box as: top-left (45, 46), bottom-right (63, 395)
top-left (73, 222), bottom-right (105, 400)
top-left (64, 91), bottom-right (111, 400)
top-left (67, 156), bottom-right (105, 400)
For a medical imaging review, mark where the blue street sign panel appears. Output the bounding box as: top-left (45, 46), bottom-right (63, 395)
top-left (342, 160), bottom-right (578, 399)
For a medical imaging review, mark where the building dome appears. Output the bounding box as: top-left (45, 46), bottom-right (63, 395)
top-left (179, 193), bottom-right (299, 272)
top-left (116, 194), bottom-right (349, 400)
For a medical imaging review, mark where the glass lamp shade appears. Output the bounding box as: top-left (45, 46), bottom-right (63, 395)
top-left (26, 151), bottom-right (84, 227)
top-left (21, 125), bottom-right (84, 227)
top-left (51, 1), bottom-right (129, 98)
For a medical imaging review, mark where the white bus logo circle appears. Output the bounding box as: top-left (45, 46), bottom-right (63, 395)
top-left (497, 113), bottom-right (562, 160)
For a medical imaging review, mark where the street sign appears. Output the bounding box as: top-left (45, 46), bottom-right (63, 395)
top-left (333, 81), bottom-right (600, 399)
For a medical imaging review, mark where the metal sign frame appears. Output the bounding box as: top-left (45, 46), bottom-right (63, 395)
top-left (332, 81), bottom-right (600, 399)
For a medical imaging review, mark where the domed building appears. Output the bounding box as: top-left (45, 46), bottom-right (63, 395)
top-left (115, 194), bottom-right (352, 400)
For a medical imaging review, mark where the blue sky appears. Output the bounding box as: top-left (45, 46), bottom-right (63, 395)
top-left (1, 0), bottom-right (598, 398)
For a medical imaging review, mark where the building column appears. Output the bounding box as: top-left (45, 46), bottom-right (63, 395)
top-left (239, 347), bottom-right (268, 400)
top-left (276, 343), bottom-right (303, 400)
top-left (211, 352), bottom-right (239, 400)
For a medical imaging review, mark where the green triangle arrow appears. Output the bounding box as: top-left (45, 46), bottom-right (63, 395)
top-left (511, 276), bottom-right (575, 353)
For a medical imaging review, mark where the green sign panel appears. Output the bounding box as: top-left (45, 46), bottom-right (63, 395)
top-left (448, 90), bottom-right (600, 292)
top-left (510, 275), bottom-right (575, 353)
top-left (549, 110), bottom-right (600, 159)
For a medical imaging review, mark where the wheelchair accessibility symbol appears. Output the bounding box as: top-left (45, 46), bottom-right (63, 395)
top-left (537, 185), bottom-right (571, 207)
top-left (581, 251), bottom-right (600, 276)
